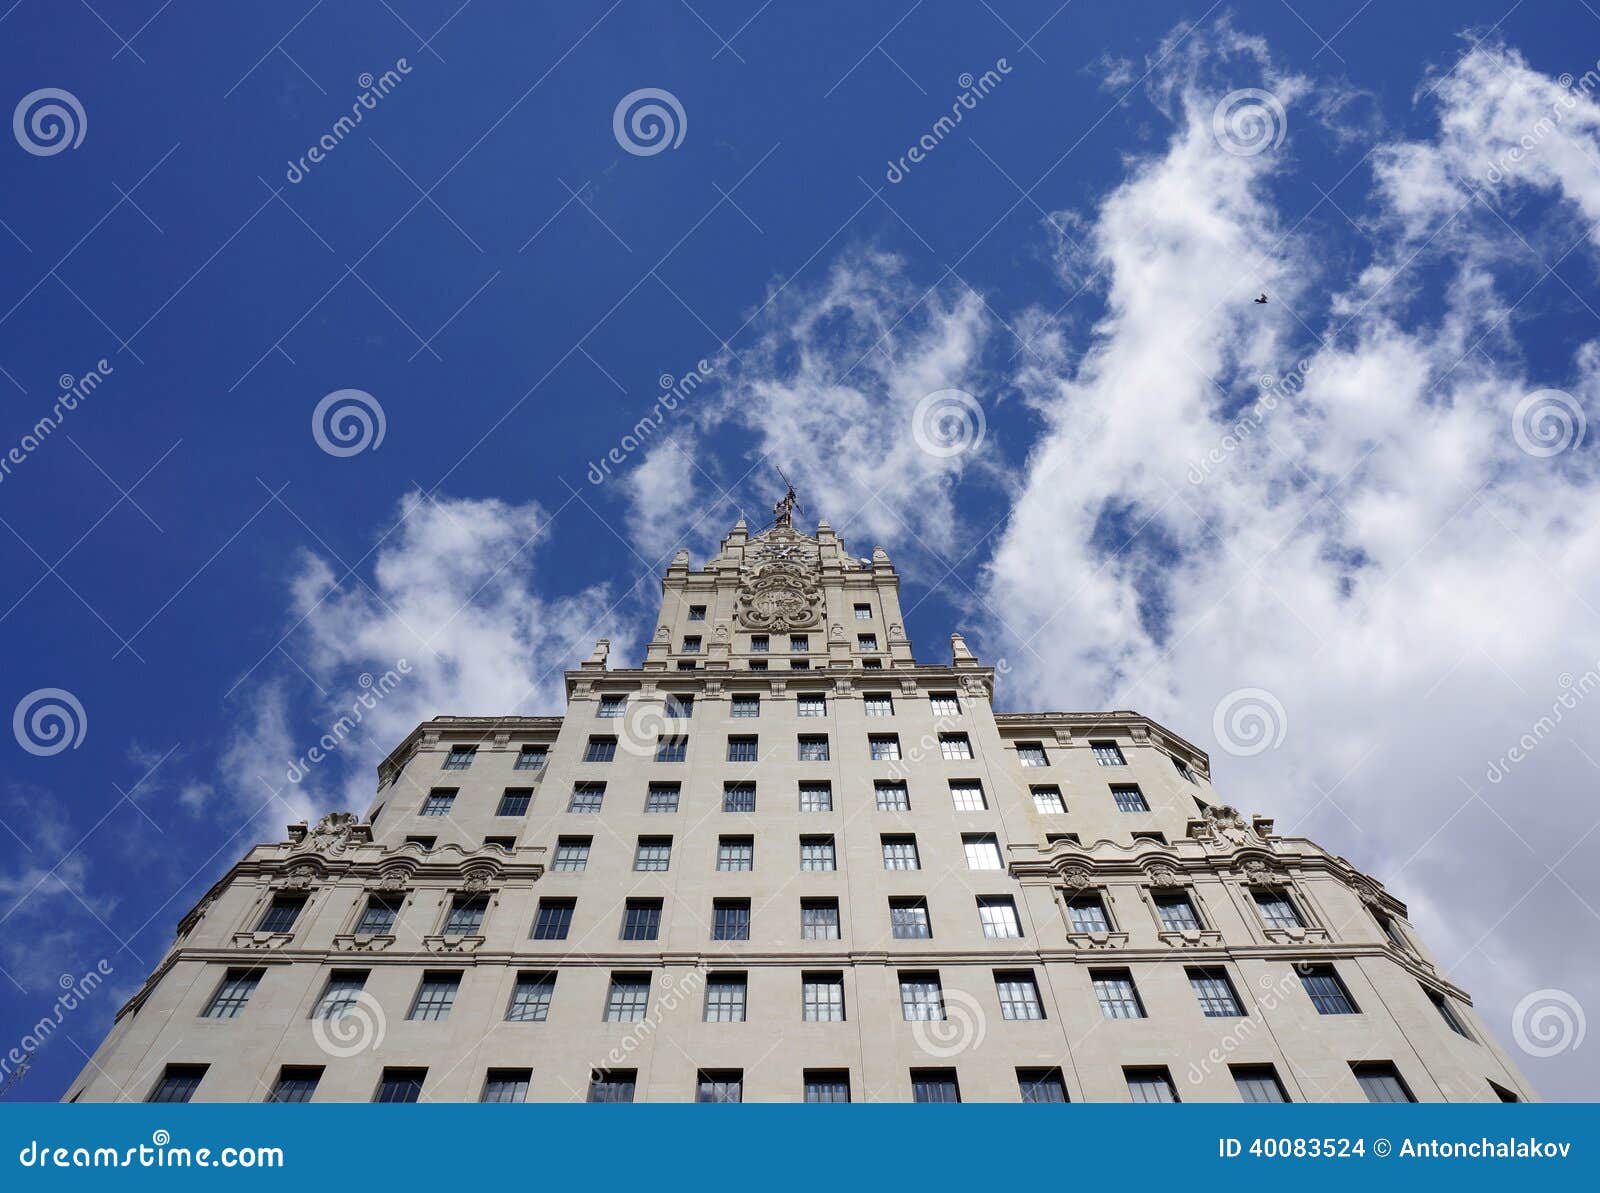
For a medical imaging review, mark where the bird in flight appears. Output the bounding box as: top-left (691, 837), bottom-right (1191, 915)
top-left (1253, 293), bottom-right (1269, 304)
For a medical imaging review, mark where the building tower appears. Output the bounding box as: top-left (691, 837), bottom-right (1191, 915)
top-left (68, 505), bottom-right (1535, 1103)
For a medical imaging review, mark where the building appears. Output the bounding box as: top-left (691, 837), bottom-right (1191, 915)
top-left (67, 503), bottom-right (1535, 1103)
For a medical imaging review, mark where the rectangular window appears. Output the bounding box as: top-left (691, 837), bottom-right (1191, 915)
top-left (598, 694), bottom-right (627, 718)
top-left (798, 734), bottom-right (830, 761)
top-left (687, 605), bottom-right (706, 621)
top-left (1018, 1068), bottom-right (1067, 1102)
top-left (875, 781), bottom-right (910, 811)
top-left (722, 782), bottom-right (756, 813)
top-left (1376, 911), bottom-right (1409, 950)
top-left (374, 1068), bottom-right (426, 1103)
top-left (665, 694), bottom-right (693, 718)
top-left (911, 1069), bottom-right (960, 1103)
top-left (496, 788), bottom-right (532, 816)
top-left (796, 692), bottom-right (827, 717)
top-left (869, 734), bottom-right (901, 761)
top-left (583, 736), bottom-right (617, 763)
top-left (1232, 1064), bottom-right (1289, 1103)
top-left (712, 899), bottom-right (751, 941)
top-left (862, 658), bottom-right (883, 669)
top-left (645, 783), bottom-right (680, 813)
top-left (1352, 1062), bottom-right (1415, 1103)
top-left (749, 635), bottom-right (769, 653)
top-left (621, 898), bottom-right (662, 941)
top-left (1111, 784), bottom-right (1149, 813)
top-left (1172, 755), bottom-right (1197, 783)
top-left (588, 1069), bottom-right (636, 1102)
top-left (202, 968), bottom-right (263, 1019)
top-left (403, 835), bottom-right (436, 849)
top-left (604, 975), bottom-right (650, 1023)
top-left (506, 971), bottom-right (555, 1022)
top-left (567, 783), bottom-right (605, 813)
top-left (899, 973), bottom-right (944, 1021)
top-left (634, 836), bottom-right (672, 872)
top-left (790, 634), bottom-right (809, 652)
top-left (312, 971), bottom-right (367, 1020)
top-left (552, 837), bottom-right (591, 871)
top-left (1093, 969), bottom-right (1145, 1019)
top-left (696, 1069), bottom-right (743, 1103)
top-left (731, 693), bottom-right (760, 718)
top-left (444, 894), bottom-right (487, 936)
top-left (857, 633), bottom-right (878, 651)
top-left (950, 781), bottom-right (987, 812)
top-left (356, 895), bottom-right (401, 935)
top-left (1426, 986), bottom-right (1473, 1038)
top-left (788, 657), bottom-right (810, 671)
top-left (654, 736), bottom-right (688, 762)
top-left (890, 897), bottom-right (932, 939)
top-left (485, 835), bottom-right (515, 852)
top-left (978, 896), bottom-right (1022, 939)
top-left (1016, 742), bottom-right (1049, 767)
top-left (1031, 785), bottom-right (1066, 814)
top-left (800, 835), bottom-right (836, 871)
top-left (1125, 1067), bottom-right (1178, 1103)
top-left (863, 692), bottom-right (894, 717)
top-left (1155, 893), bottom-right (1202, 932)
top-left (482, 1069), bottom-right (531, 1103)
top-left (408, 972), bottom-right (461, 1021)
top-left (801, 898), bottom-right (840, 940)
top-left (798, 781), bottom-right (833, 812)
top-left (420, 789), bottom-right (456, 817)
top-left (939, 733), bottom-right (973, 760)
top-left (1188, 966), bottom-right (1244, 1017)
top-left (514, 745), bottom-right (547, 771)
top-left (930, 692), bottom-right (961, 717)
top-left (881, 834), bottom-right (920, 869)
top-left (703, 974), bottom-right (748, 1022)
top-left (148, 1064), bottom-right (207, 1104)
top-left (806, 1070), bottom-right (851, 1102)
top-left (963, 832), bottom-right (1003, 870)
top-left (717, 836), bottom-right (754, 871)
top-left (682, 635), bottom-right (702, 654)
top-left (803, 972), bottom-right (846, 1022)
top-left (532, 898), bottom-right (575, 940)
top-left (442, 745), bottom-right (476, 770)
top-left (1300, 964), bottom-right (1358, 1014)
top-left (257, 894), bottom-right (306, 934)
top-left (1091, 741), bottom-right (1126, 766)
top-left (677, 660), bottom-right (698, 671)
top-left (268, 1066), bottom-right (322, 1103)
top-left (1253, 889), bottom-right (1304, 929)
top-left (1067, 895), bottom-right (1111, 934)
top-left (854, 603), bottom-right (872, 620)
top-left (995, 971), bottom-right (1044, 1020)
top-left (727, 735), bottom-right (759, 763)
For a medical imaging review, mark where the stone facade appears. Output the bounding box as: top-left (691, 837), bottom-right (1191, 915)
top-left (67, 515), bottom-right (1535, 1103)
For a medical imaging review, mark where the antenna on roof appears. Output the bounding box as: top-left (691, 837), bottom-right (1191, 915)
top-left (773, 467), bottom-right (802, 527)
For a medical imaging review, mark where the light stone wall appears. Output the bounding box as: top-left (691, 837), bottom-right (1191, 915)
top-left (65, 520), bottom-right (1536, 1103)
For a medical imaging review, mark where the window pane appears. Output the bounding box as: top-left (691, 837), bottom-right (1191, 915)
top-left (717, 837), bottom-right (754, 871)
top-left (621, 900), bottom-right (662, 940)
top-left (482, 1070), bottom-right (531, 1103)
top-left (697, 1071), bottom-right (743, 1103)
top-left (798, 735), bottom-right (830, 761)
top-left (722, 782), bottom-right (756, 812)
top-left (203, 968), bottom-right (262, 1019)
top-left (727, 736), bottom-right (759, 763)
top-left (899, 975), bottom-right (944, 1020)
top-left (963, 833), bottom-right (1003, 869)
top-left (869, 735), bottom-right (901, 761)
top-left (1093, 971), bottom-right (1145, 1019)
top-left (882, 835), bottom-right (920, 869)
top-left (950, 782), bottom-right (987, 812)
top-left (978, 897), bottom-right (1022, 939)
top-left (1353, 1063), bottom-right (1414, 1103)
top-left (805, 1071), bottom-right (851, 1102)
top-left (374, 1069), bottom-right (426, 1103)
top-left (1301, 966), bottom-right (1357, 1014)
top-left (532, 899), bottom-right (574, 940)
top-left (514, 746), bottom-right (547, 770)
top-left (444, 895), bottom-right (487, 935)
top-left (588, 1069), bottom-right (637, 1102)
top-left (1068, 896), bottom-right (1110, 933)
top-left (1091, 741), bottom-right (1126, 766)
top-left (800, 837), bottom-right (836, 871)
top-left (876, 781), bottom-right (910, 811)
top-left (634, 837), bottom-right (672, 871)
top-left (257, 895), bottom-right (305, 934)
top-left (506, 972), bottom-right (555, 1022)
top-left (497, 789), bottom-right (532, 816)
top-left (1253, 890), bottom-right (1304, 928)
top-left (1018, 1068), bottom-right (1067, 1102)
top-left (1156, 894), bottom-right (1202, 931)
top-left (1031, 785), bottom-right (1066, 814)
top-left (552, 838), bottom-right (590, 870)
top-left (604, 977), bottom-right (650, 1022)
top-left (1111, 785), bottom-right (1149, 812)
top-left (703, 975), bottom-right (748, 1022)
top-left (713, 900), bottom-right (751, 940)
top-left (268, 1067), bottom-right (322, 1103)
top-left (911, 1071), bottom-right (960, 1102)
top-left (1126, 1068), bottom-right (1177, 1102)
top-left (996, 972), bottom-right (1043, 1020)
top-left (803, 973), bottom-right (846, 1022)
top-left (645, 783), bottom-right (680, 813)
top-left (568, 783), bottom-right (605, 813)
top-left (801, 900), bottom-right (840, 940)
top-left (1233, 1065), bottom-right (1288, 1102)
top-left (1188, 966), bottom-right (1243, 1016)
top-left (799, 782), bottom-right (833, 811)
top-left (890, 898), bottom-right (931, 939)
top-left (408, 973), bottom-right (461, 1021)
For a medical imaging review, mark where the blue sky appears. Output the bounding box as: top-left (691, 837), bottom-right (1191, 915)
top-left (2, 1), bottom-right (1598, 1101)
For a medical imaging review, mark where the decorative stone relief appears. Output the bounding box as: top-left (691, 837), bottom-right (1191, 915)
top-left (1189, 803), bottom-right (1268, 850)
top-left (291, 811), bottom-right (366, 857)
top-left (1146, 863), bottom-right (1187, 888)
top-left (736, 562), bottom-right (823, 631)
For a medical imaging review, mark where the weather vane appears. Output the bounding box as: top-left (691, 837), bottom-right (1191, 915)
top-left (773, 467), bottom-right (802, 528)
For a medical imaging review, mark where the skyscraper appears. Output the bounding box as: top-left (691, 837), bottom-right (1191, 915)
top-left (69, 506), bottom-right (1534, 1103)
